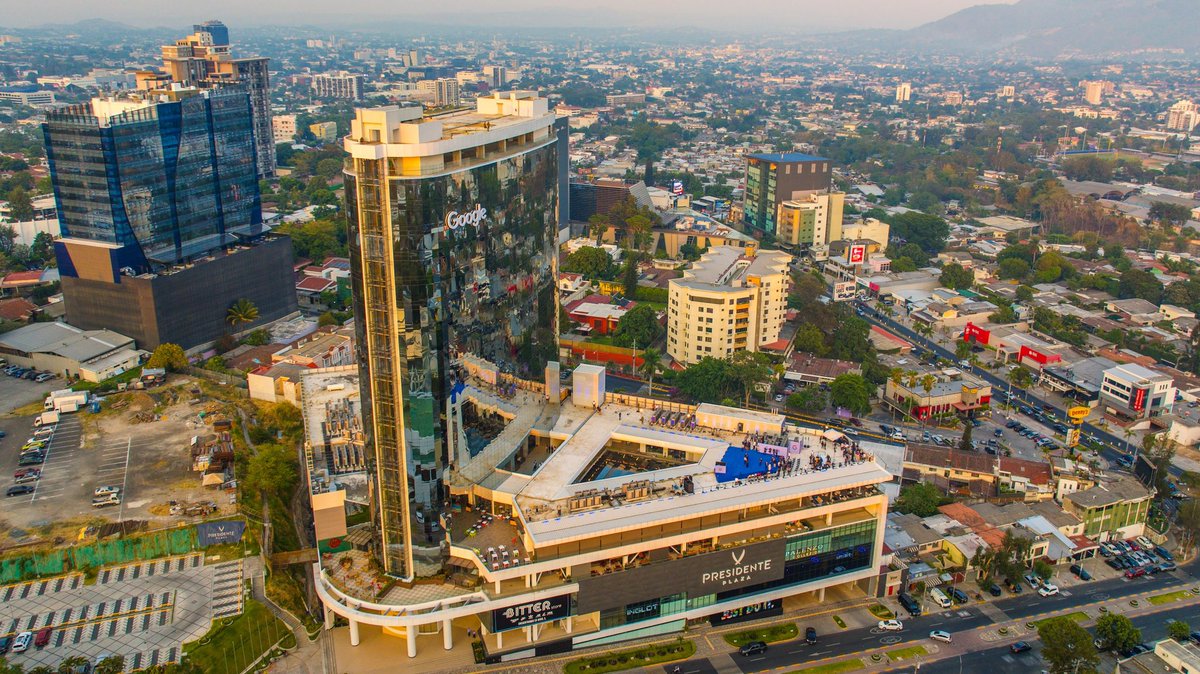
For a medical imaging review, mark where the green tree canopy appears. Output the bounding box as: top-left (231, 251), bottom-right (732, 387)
top-left (939, 263), bottom-right (974, 290)
top-left (1062, 155), bottom-right (1114, 182)
top-left (727, 351), bottom-right (776, 406)
top-left (829, 373), bottom-right (871, 416)
top-left (146, 343), bottom-right (188, 372)
top-left (787, 387), bottom-right (827, 414)
top-left (613, 304), bottom-right (663, 348)
top-left (894, 482), bottom-right (946, 517)
top-left (792, 323), bottom-right (829, 356)
top-left (1037, 616), bottom-right (1099, 674)
top-left (562, 246), bottom-right (613, 279)
top-left (243, 443), bottom-right (298, 498)
top-left (1095, 613), bottom-right (1141, 652)
top-left (1117, 268), bottom-right (1164, 304)
top-left (889, 211), bottom-right (950, 254)
top-left (675, 357), bottom-right (737, 403)
top-left (1167, 620), bottom-right (1192, 642)
top-left (1149, 201), bottom-right (1192, 227)
top-left (226, 298), bottom-right (260, 329)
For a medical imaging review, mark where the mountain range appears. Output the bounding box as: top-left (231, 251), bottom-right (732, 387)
top-left (902, 0), bottom-right (1200, 58)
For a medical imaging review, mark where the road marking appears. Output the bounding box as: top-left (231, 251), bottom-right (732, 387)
top-left (117, 437), bottom-right (131, 524)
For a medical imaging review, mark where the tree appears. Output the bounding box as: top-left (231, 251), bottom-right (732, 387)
top-left (613, 304), bottom-right (662, 348)
top-left (787, 387), bottom-right (827, 414)
top-left (146, 343), bottom-right (188, 372)
top-left (274, 218), bottom-right (346, 262)
top-left (318, 311), bottom-right (339, 327)
top-left (1149, 202), bottom-right (1192, 227)
top-left (939, 263), bottom-right (974, 290)
top-left (1008, 366), bottom-right (1034, 390)
top-left (639, 347), bottom-right (663, 395)
top-left (792, 323), bottom-right (829, 356)
top-left (998, 258), bottom-right (1031, 280)
top-left (5, 186), bottom-right (33, 221)
top-left (1033, 559), bottom-right (1054, 581)
top-left (955, 340), bottom-right (972, 360)
top-left (1094, 613), bottom-right (1140, 652)
top-left (562, 246), bottom-right (613, 279)
top-left (1117, 269), bottom-right (1163, 304)
top-left (587, 214), bottom-right (609, 244)
top-left (621, 259), bottom-right (639, 298)
top-left (1015, 285), bottom-right (1035, 302)
top-left (1061, 155), bottom-right (1114, 182)
top-left (675, 357), bottom-right (736, 403)
top-left (894, 482), bottom-right (946, 517)
top-left (30, 231), bottom-right (53, 264)
top-left (226, 298), bottom-right (260, 330)
top-left (1167, 620), bottom-right (1192, 642)
top-left (829, 373), bottom-right (871, 416)
top-left (243, 443), bottom-right (297, 498)
top-left (625, 214), bottom-right (653, 252)
top-left (728, 351), bottom-right (776, 406)
top-left (889, 211), bottom-right (950, 254)
top-left (1038, 616), bottom-right (1099, 674)
top-left (959, 421), bottom-right (973, 452)
top-left (94, 656), bottom-right (126, 674)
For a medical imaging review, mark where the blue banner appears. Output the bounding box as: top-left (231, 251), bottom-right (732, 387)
top-left (197, 521), bottom-right (246, 547)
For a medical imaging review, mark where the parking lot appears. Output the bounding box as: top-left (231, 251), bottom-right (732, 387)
top-left (0, 553), bottom-right (243, 670)
top-left (3, 379), bottom-right (238, 538)
top-left (0, 371), bottom-right (60, 416)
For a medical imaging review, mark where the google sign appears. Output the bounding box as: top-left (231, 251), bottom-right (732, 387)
top-left (444, 204), bottom-right (488, 230)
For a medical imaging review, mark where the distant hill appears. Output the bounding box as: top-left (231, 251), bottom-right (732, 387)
top-left (905, 0), bottom-right (1200, 58)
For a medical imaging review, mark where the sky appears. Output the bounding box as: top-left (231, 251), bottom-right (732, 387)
top-left (0, 0), bottom-right (1021, 31)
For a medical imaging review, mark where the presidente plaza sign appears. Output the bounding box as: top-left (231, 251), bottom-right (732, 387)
top-left (575, 538), bottom-right (786, 613)
top-left (444, 204), bottom-right (488, 231)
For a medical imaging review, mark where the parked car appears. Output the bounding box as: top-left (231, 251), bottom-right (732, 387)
top-left (1024, 573), bottom-right (1041, 589)
top-left (1136, 536), bottom-right (1154, 550)
top-left (805, 627), bottom-right (818, 645)
top-left (33, 626), bottom-right (51, 648)
top-left (11, 631), bottom-right (32, 653)
top-left (0, 635), bottom-right (10, 654)
top-left (34, 372), bottom-right (54, 383)
top-left (93, 486), bottom-right (121, 497)
top-left (92, 494), bottom-right (121, 508)
top-left (1125, 567), bottom-right (1146, 579)
top-left (1159, 561), bottom-right (1177, 572)
top-left (929, 630), bottom-right (952, 643)
top-left (6, 485), bottom-right (34, 497)
top-left (898, 592), bottom-right (922, 616)
top-left (877, 620), bottom-right (904, 631)
top-left (13, 469), bottom-right (40, 484)
top-left (739, 641), bottom-right (768, 656)
top-left (1155, 546), bottom-right (1173, 561)
top-left (988, 583), bottom-right (1002, 597)
top-left (1010, 641), bottom-right (1031, 654)
top-left (948, 587), bottom-right (968, 604)
top-left (1004, 579), bottom-right (1023, 594)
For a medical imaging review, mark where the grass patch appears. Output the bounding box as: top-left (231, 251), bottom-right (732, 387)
top-left (868, 604), bottom-right (895, 620)
top-left (887, 645), bottom-right (927, 660)
top-left (563, 639), bottom-right (694, 674)
top-left (183, 598), bottom-right (291, 674)
top-left (722, 623), bottom-right (798, 647)
top-left (832, 615), bottom-right (847, 628)
top-left (1149, 590), bottom-right (1192, 605)
top-left (1031, 612), bottom-right (1088, 629)
top-left (794, 659), bottom-right (864, 674)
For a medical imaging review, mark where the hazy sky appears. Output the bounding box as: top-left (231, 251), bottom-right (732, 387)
top-left (0, 0), bottom-right (1020, 31)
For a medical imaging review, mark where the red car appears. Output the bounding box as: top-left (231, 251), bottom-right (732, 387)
top-left (33, 626), bottom-right (51, 649)
top-left (1125, 567), bottom-right (1146, 579)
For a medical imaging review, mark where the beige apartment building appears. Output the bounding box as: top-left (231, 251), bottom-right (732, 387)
top-left (667, 246), bottom-right (791, 364)
top-left (776, 192), bottom-right (845, 250)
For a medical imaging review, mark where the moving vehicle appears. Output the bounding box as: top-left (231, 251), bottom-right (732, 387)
top-left (878, 620), bottom-right (904, 631)
top-left (11, 631), bottom-right (32, 653)
top-left (739, 641), bottom-right (768, 656)
top-left (1037, 584), bottom-right (1059, 597)
top-left (929, 630), bottom-right (952, 643)
top-left (805, 627), bottom-right (818, 644)
top-left (1125, 567), bottom-right (1146, 579)
top-left (1010, 641), bottom-right (1031, 654)
top-left (6, 485), bottom-right (35, 497)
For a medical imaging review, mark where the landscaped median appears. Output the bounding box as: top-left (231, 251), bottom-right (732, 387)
top-left (886, 645), bottom-right (927, 661)
top-left (1149, 590), bottom-right (1195, 605)
top-left (722, 622), bottom-right (799, 647)
top-left (791, 659), bottom-right (864, 674)
top-left (183, 599), bottom-right (294, 674)
top-left (563, 638), bottom-right (695, 674)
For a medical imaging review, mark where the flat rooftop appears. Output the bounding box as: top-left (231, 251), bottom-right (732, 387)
top-left (674, 246), bottom-right (790, 290)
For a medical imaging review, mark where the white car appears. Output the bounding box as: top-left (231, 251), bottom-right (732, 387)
top-left (878, 619), bottom-right (904, 631)
top-left (11, 630), bottom-right (32, 653)
top-left (1136, 536), bottom-right (1154, 550)
top-left (929, 630), bottom-right (952, 643)
top-left (1037, 585), bottom-right (1059, 597)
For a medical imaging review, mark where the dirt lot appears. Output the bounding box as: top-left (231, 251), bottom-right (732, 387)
top-left (0, 376), bottom-right (249, 549)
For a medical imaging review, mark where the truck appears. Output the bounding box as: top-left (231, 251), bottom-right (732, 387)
top-left (33, 410), bottom-right (59, 427)
top-left (43, 389), bottom-right (88, 414)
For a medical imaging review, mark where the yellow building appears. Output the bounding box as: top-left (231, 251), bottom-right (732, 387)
top-left (775, 192), bottom-right (844, 249)
top-left (667, 245), bottom-right (791, 364)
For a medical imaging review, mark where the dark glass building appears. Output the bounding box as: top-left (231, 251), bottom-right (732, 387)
top-left (741, 152), bottom-right (831, 236)
top-left (343, 94), bottom-right (560, 578)
top-left (43, 87), bottom-right (295, 350)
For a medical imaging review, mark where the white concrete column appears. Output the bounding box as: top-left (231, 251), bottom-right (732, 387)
top-left (565, 616), bottom-right (573, 634)
top-left (443, 619), bottom-right (453, 650)
top-left (349, 619), bottom-right (360, 646)
top-left (818, 587), bottom-right (826, 602)
top-left (495, 579), bottom-right (502, 594)
top-left (496, 628), bottom-right (503, 649)
top-left (324, 605), bottom-right (334, 630)
top-left (407, 625), bottom-right (418, 658)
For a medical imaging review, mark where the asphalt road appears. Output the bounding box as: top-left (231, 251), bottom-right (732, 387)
top-left (890, 602), bottom-right (1200, 674)
top-left (854, 302), bottom-right (1137, 467)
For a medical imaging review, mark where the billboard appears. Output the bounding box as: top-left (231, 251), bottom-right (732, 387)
top-left (492, 594), bottom-right (572, 632)
top-left (1018, 345), bottom-right (1061, 366)
top-left (575, 538), bottom-right (787, 614)
top-left (1131, 387), bottom-right (1148, 412)
top-left (847, 244), bottom-right (867, 264)
top-left (709, 599), bottom-right (783, 626)
top-left (197, 521), bottom-right (246, 547)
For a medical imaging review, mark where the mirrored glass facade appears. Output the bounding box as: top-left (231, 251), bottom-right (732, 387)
top-left (43, 87), bottom-right (261, 270)
top-left (347, 139), bottom-right (559, 577)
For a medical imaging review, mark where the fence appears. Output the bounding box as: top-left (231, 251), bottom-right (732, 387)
top-left (560, 337), bottom-right (644, 368)
top-left (605, 391), bottom-right (696, 414)
top-left (185, 366), bottom-right (250, 392)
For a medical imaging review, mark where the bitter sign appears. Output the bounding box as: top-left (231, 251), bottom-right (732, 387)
top-left (492, 594), bottom-right (571, 632)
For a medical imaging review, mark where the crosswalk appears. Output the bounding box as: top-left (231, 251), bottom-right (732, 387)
top-left (211, 560), bottom-right (245, 618)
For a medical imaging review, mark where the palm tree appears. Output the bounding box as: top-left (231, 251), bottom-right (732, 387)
top-left (640, 347), bottom-right (663, 396)
top-left (58, 657), bottom-right (90, 674)
top-left (94, 658), bottom-right (125, 674)
top-left (226, 298), bottom-right (260, 330)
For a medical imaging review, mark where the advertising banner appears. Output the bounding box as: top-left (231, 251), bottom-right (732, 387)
top-left (1132, 387), bottom-right (1148, 412)
top-left (848, 244), bottom-right (866, 264)
top-left (492, 594), bottom-right (572, 632)
top-left (961, 322), bottom-right (990, 346)
top-left (576, 538), bottom-right (787, 614)
top-left (709, 599), bottom-right (783, 626)
top-left (197, 521), bottom-right (246, 547)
